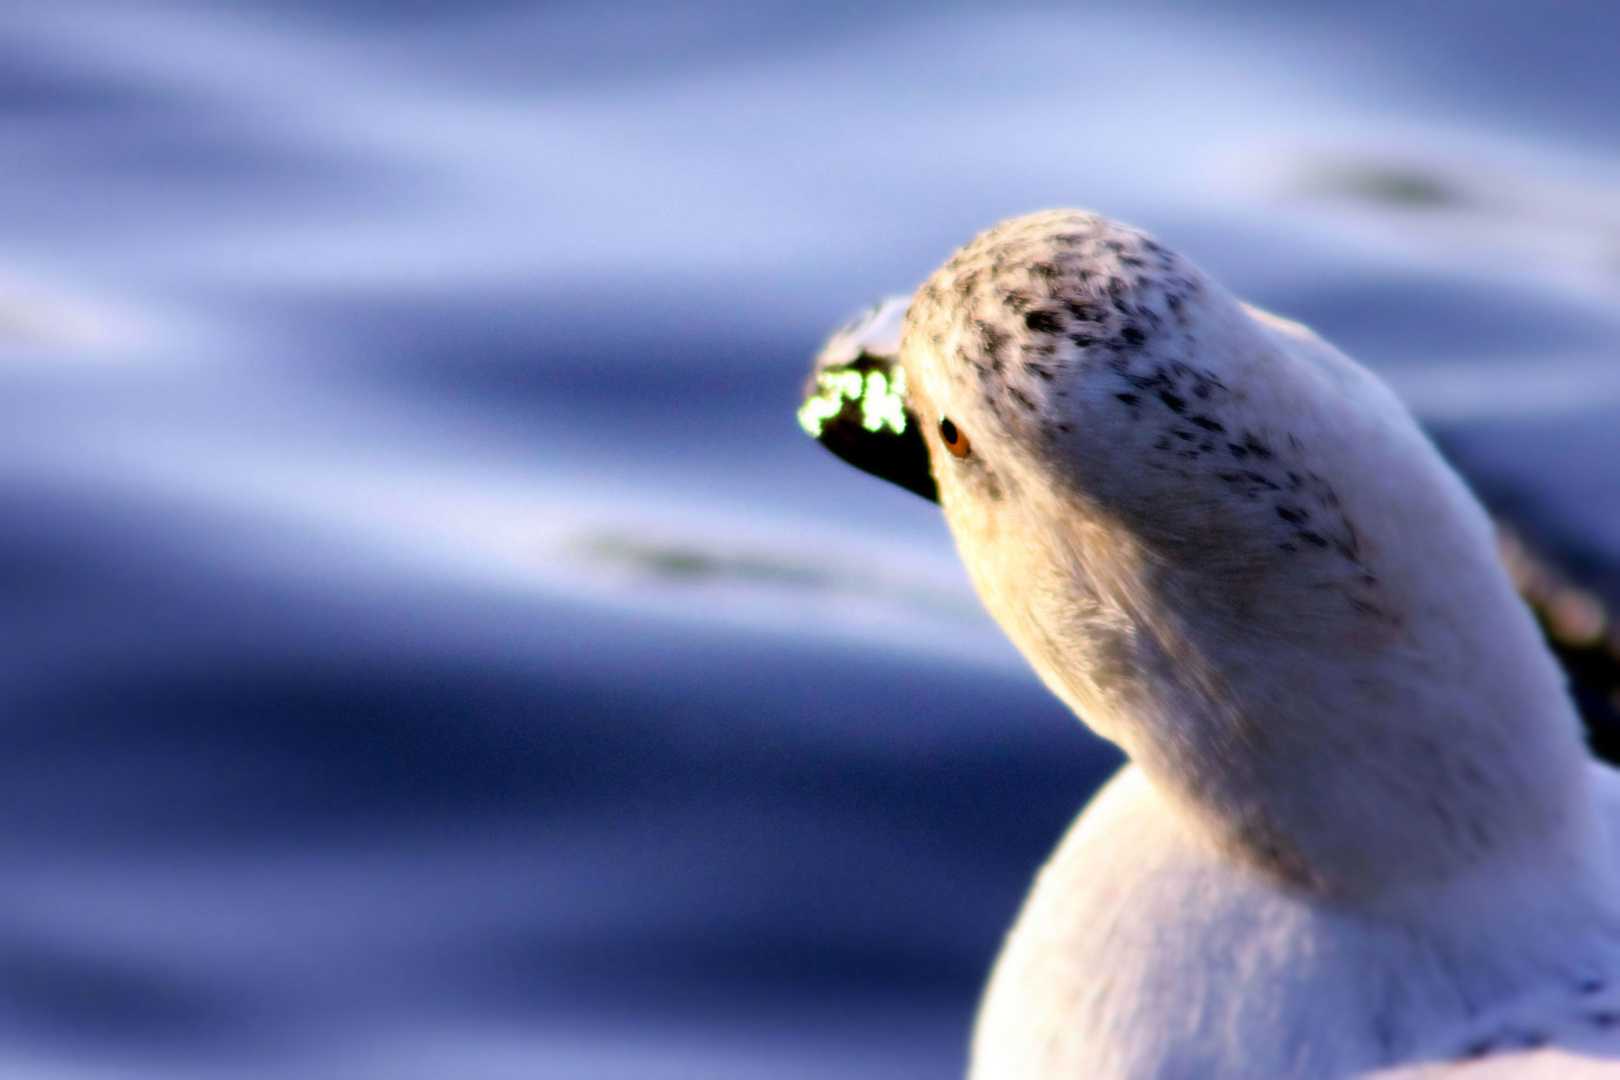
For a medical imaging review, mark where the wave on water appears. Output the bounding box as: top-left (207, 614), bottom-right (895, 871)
top-left (0, 1), bottom-right (1616, 1075)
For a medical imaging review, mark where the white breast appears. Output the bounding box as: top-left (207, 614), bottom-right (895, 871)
top-left (972, 763), bottom-right (1620, 1078)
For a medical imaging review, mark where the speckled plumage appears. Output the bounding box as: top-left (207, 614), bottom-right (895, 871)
top-left (907, 211), bottom-right (1204, 432)
top-left (886, 211), bottom-right (1620, 1077)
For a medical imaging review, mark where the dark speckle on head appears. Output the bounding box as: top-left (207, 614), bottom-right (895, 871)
top-left (1024, 309), bottom-right (1063, 334)
top-left (978, 320), bottom-right (1009, 371)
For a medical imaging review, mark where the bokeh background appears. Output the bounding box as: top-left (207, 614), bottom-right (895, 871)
top-left (2, 2), bottom-right (1619, 1076)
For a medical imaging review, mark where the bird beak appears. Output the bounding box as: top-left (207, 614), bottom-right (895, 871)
top-left (797, 297), bottom-right (939, 503)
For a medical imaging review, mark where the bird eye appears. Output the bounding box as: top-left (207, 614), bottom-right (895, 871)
top-left (938, 417), bottom-right (971, 458)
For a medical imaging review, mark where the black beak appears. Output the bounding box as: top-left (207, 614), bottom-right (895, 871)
top-left (797, 298), bottom-right (938, 503)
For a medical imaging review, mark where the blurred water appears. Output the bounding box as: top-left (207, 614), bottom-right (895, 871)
top-left (0, 1), bottom-right (1618, 1075)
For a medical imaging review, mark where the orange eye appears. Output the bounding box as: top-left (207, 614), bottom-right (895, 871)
top-left (939, 417), bottom-right (971, 458)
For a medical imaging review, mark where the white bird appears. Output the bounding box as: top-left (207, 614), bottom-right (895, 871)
top-left (801, 210), bottom-right (1620, 1077)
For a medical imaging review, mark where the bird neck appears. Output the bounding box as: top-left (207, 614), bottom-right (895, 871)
top-left (1117, 553), bottom-right (1595, 899)
top-left (957, 473), bottom-right (1596, 901)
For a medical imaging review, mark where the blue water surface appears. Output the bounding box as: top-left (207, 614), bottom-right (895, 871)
top-left (0, 2), bottom-right (1618, 1075)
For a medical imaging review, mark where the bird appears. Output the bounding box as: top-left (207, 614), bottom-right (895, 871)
top-left (799, 210), bottom-right (1620, 1078)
